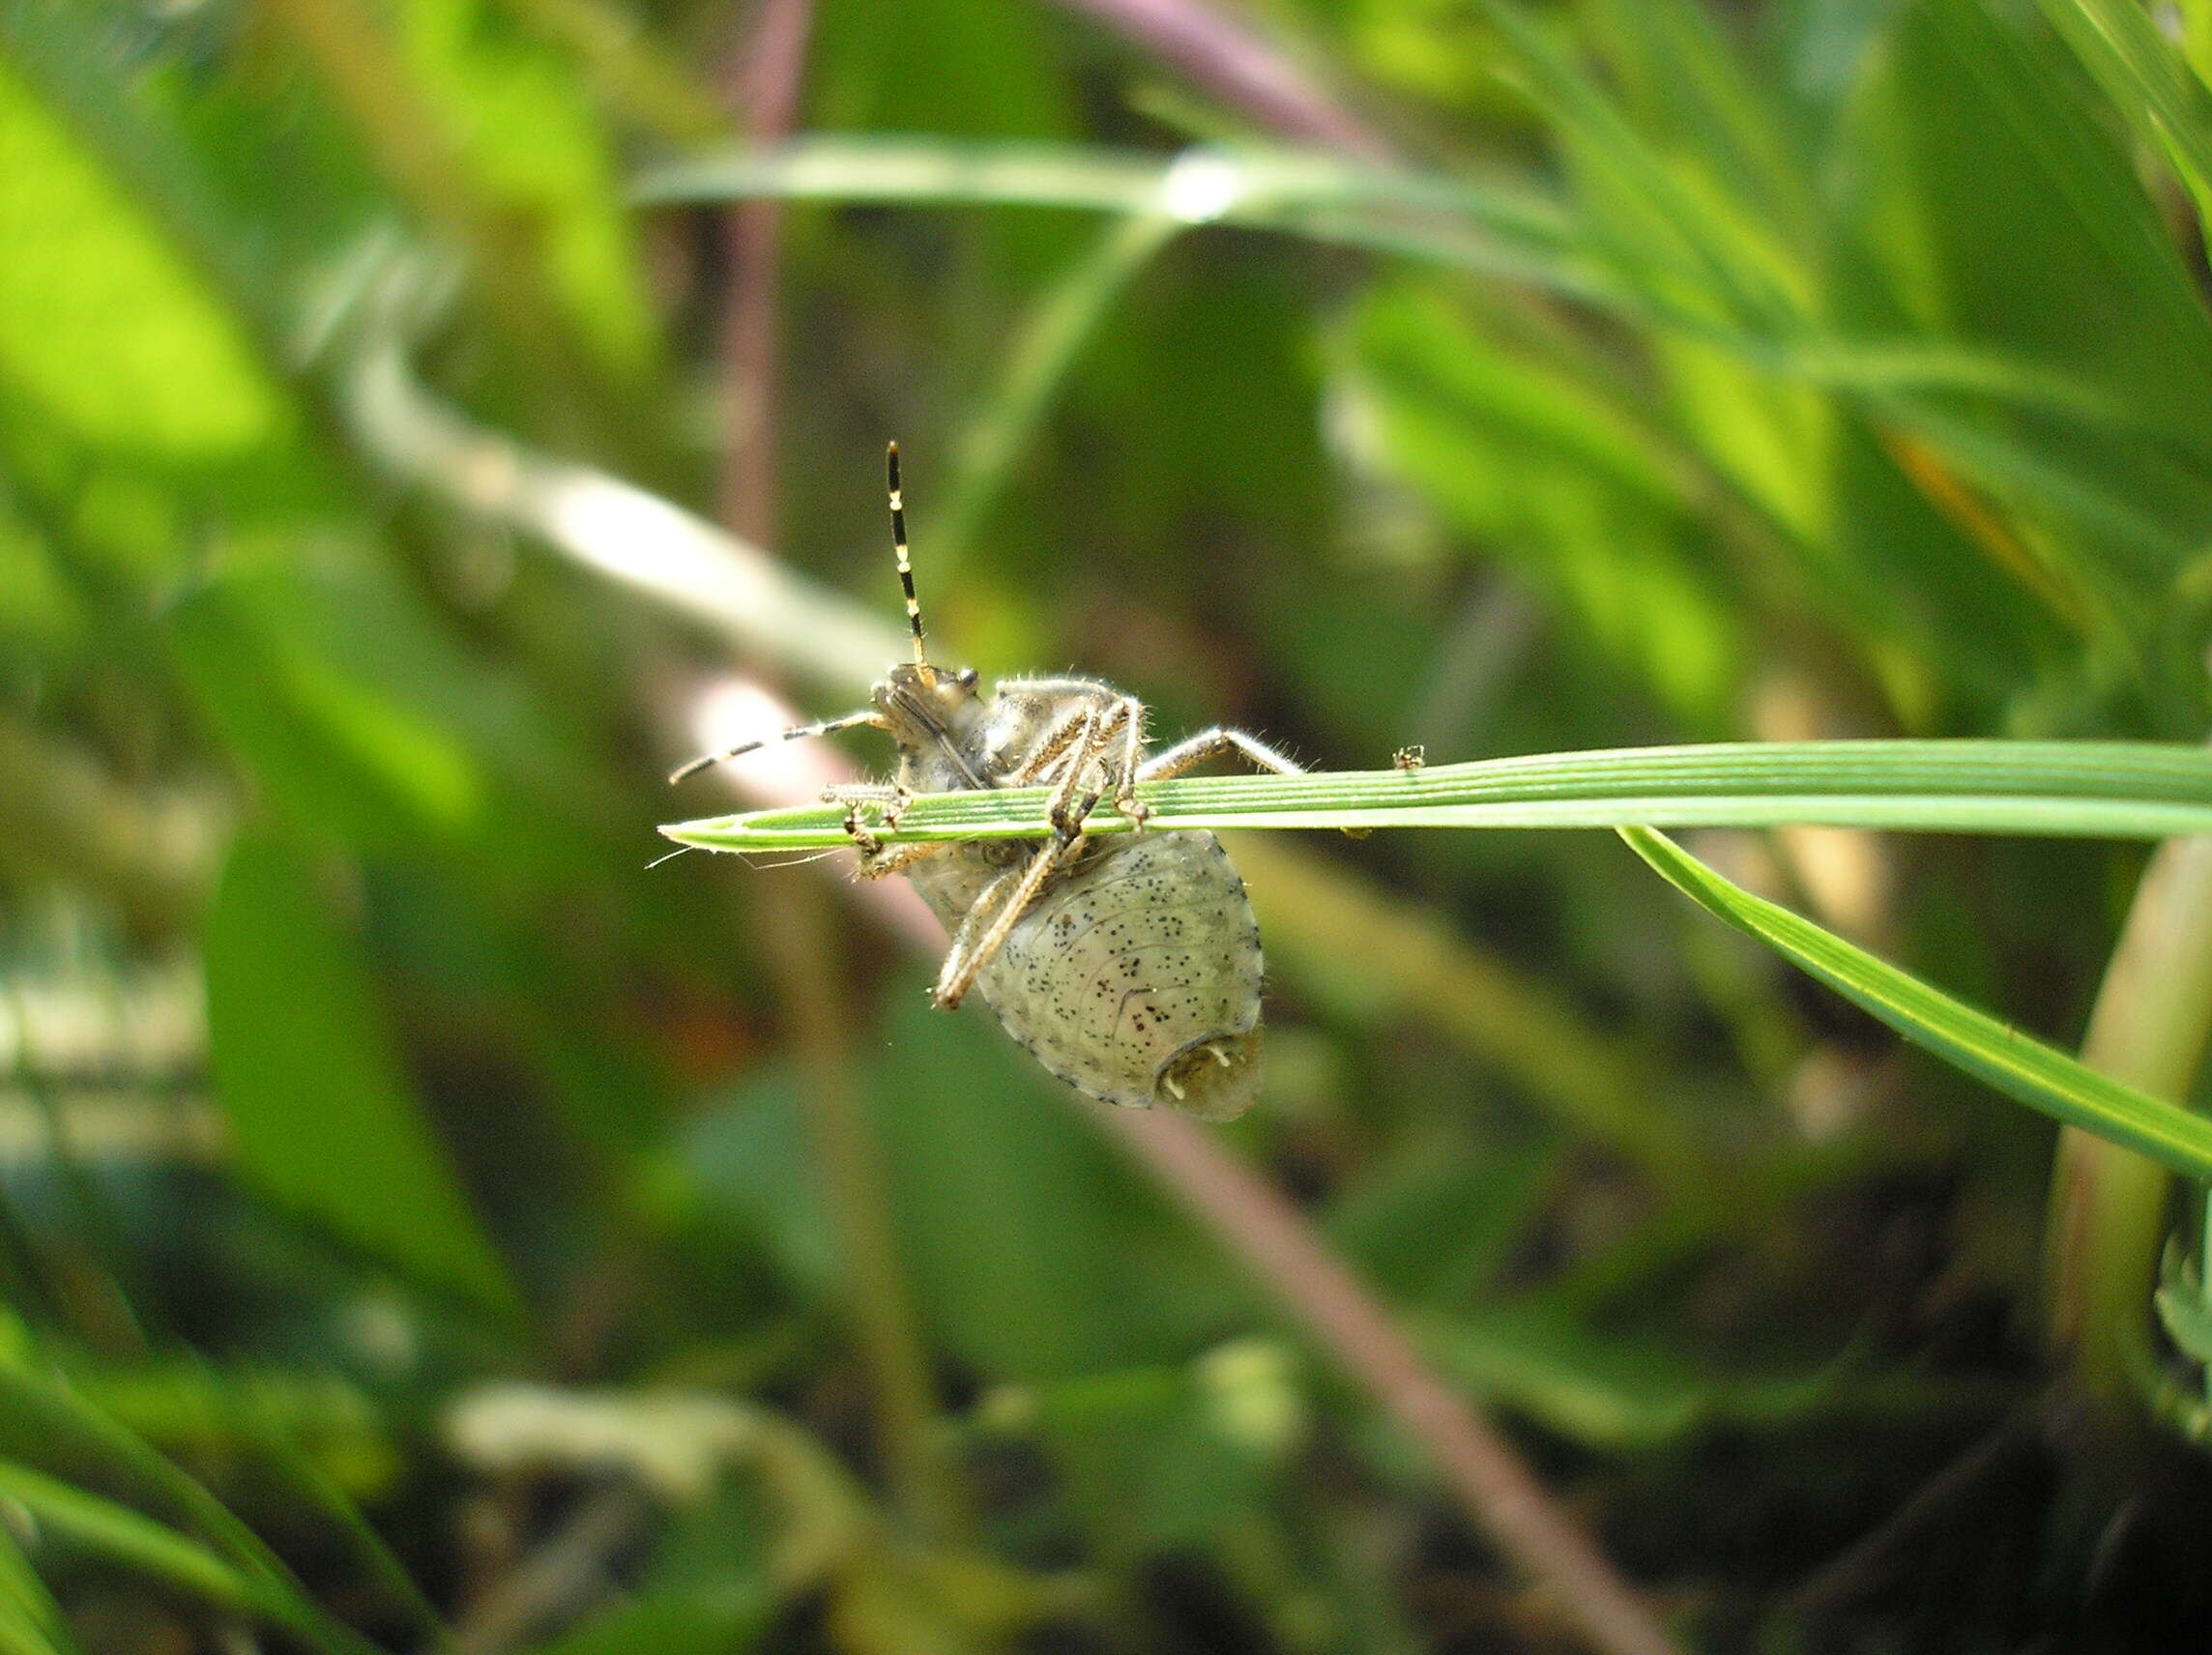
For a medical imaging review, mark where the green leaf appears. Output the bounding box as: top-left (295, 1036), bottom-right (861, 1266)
top-left (2154, 1239), bottom-right (2212, 1372)
top-left (0, 1462), bottom-right (266, 1625)
top-left (530, 1585), bottom-right (774, 1655)
top-left (398, 0), bottom-right (658, 373)
top-left (169, 574), bottom-right (487, 851)
top-left (203, 832), bottom-right (518, 1313)
top-left (0, 1521), bottom-right (82, 1655)
top-left (661, 740), bottom-right (2212, 852)
top-left (2036, 0), bottom-right (2212, 226)
top-left (1618, 826), bottom-right (2212, 1185)
top-left (0, 54), bottom-right (286, 462)
top-left (0, 1459), bottom-right (384, 1655)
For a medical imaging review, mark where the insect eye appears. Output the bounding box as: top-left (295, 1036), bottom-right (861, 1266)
top-left (956, 667), bottom-right (979, 689)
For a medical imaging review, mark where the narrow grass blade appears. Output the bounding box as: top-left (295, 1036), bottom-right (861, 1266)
top-left (661, 740), bottom-right (2212, 852)
top-left (2037, 0), bottom-right (2212, 223)
top-left (0, 1463), bottom-right (270, 1624)
top-left (634, 136), bottom-right (1596, 294)
top-left (0, 1519), bottom-right (82, 1655)
top-left (1618, 827), bottom-right (2212, 1185)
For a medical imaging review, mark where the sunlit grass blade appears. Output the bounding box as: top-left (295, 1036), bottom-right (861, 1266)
top-left (0, 1363), bottom-right (387, 1655)
top-left (0, 1462), bottom-right (385, 1655)
top-left (634, 135), bottom-right (1600, 294)
top-left (1618, 827), bottom-right (2212, 1185)
top-left (0, 1516), bottom-right (83, 1655)
top-left (0, 1463), bottom-right (273, 1628)
top-left (2037, 0), bottom-right (2212, 224)
top-left (661, 740), bottom-right (2212, 852)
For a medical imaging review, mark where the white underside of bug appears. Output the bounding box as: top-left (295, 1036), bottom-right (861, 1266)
top-left (673, 445), bottom-right (1301, 1122)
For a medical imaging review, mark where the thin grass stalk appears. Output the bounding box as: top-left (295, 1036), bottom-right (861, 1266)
top-left (933, 211), bottom-right (1180, 574)
top-left (707, 18), bottom-right (957, 1533)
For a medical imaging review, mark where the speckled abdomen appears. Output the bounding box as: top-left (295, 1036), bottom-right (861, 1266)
top-left (907, 830), bottom-right (1265, 1121)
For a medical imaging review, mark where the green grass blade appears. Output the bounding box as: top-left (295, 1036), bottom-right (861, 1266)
top-left (0, 1519), bottom-right (83, 1655)
top-left (661, 740), bottom-right (2212, 852)
top-left (1617, 827), bottom-right (2212, 1184)
top-left (0, 1462), bottom-right (387, 1655)
top-left (0, 1463), bottom-right (270, 1625)
top-left (634, 136), bottom-right (1599, 293)
top-left (2036, 0), bottom-right (2212, 222)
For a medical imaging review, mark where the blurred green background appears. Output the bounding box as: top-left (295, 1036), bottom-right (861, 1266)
top-left (7, 0), bottom-right (2212, 1648)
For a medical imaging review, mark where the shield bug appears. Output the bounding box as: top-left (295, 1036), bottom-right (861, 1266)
top-left (671, 445), bottom-right (1301, 1121)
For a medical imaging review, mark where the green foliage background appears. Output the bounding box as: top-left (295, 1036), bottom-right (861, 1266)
top-left (5, 0), bottom-right (2212, 1648)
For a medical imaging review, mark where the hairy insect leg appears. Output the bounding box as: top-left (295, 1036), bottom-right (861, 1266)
top-left (1138, 726), bottom-right (1304, 784)
top-left (934, 835), bottom-right (1084, 1008)
top-left (669, 709), bottom-right (887, 784)
top-left (819, 782), bottom-right (917, 857)
top-left (1134, 725), bottom-right (1346, 835)
top-left (1094, 696), bottom-right (1149, 825)
top-left (856, 840), bottom-right (946, 882)
top-left (935, 722), bottom-right (1105, 1008)
top-left (1018, 699), bottom-right (1107, 789)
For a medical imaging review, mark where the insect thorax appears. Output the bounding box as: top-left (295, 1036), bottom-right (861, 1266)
top-left (883, 671), bottom-right (1130, 795)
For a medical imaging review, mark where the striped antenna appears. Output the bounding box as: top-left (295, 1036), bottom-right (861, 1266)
top-left (668, 708), bottom-right (881, 784)
top-left (888, 441), bottom-right (927, 667)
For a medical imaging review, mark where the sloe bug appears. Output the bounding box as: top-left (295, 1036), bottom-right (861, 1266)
top-left (671, 445), bottom-right (1301, 1121)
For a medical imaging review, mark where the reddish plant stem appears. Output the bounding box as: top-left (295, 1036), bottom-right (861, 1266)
top-left (1098, 1104), bottom-right (1682, 1655)
top-left (718, 0), bottom-right (816, 541)
top-left (1044, 0), bottom-right (1394, 161)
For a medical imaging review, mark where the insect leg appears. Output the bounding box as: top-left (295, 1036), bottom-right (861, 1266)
top-left (934, 836), bottom-right (1083, 1008)
top-left (820, 782), bottom-right (918, 858)
top-left (669, 709), bottom-right (887, 784)
top-left (1092, 696), bottom-right (1150, 826)
top-left (936, 719), bottom-right (1105, 1008)
top-left (855, 840), bottom-right (947, 882)
top-left (1017, 700), bottom-right (1106, 788)
top-left (1137, 727), bottom-right (1304, 783)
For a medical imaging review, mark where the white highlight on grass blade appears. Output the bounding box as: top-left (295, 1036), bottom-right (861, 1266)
top-left (1162, 150), bottom-right (1245, 223)
top-left (348, 343), bottom-right (902, 688)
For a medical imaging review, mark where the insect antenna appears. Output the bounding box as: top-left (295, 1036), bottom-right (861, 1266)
top-left (668, 708), bottom-right (883, 784)
top-left (888, 440), bottom-right (929, 669)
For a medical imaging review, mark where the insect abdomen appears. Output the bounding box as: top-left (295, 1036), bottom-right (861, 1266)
top-left (954, 830), bottom-right (1265, 1121)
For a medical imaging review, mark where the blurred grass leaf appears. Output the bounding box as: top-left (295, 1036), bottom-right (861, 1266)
top-left (399, 0), bottom-right (659, 374)
top-left (0, 55), bottom-right (285, 461)
top-left (2035, 0), bottom-right (2212, 229)
top-left (2155, 1246), bottom-right (2212, 1366)
top-left (0, 1521), bottom-right (82, 1655)
top-left (531, 1586), bottom-right (775, 1655)
top-left (170, 573), bottom-right (486, 850)
top-left (1416, 1305), bottom-right (1852, 1448)
top-left (204, 833), bottom-right (517, 1312)
top-left (1620, 826), bottom-right (2212, 1184)
top-left (0, 1462), bottom-right (272, 1628)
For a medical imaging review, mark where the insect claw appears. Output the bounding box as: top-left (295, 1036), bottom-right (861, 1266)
top-left (840, 807), bottom-right (883, 856)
